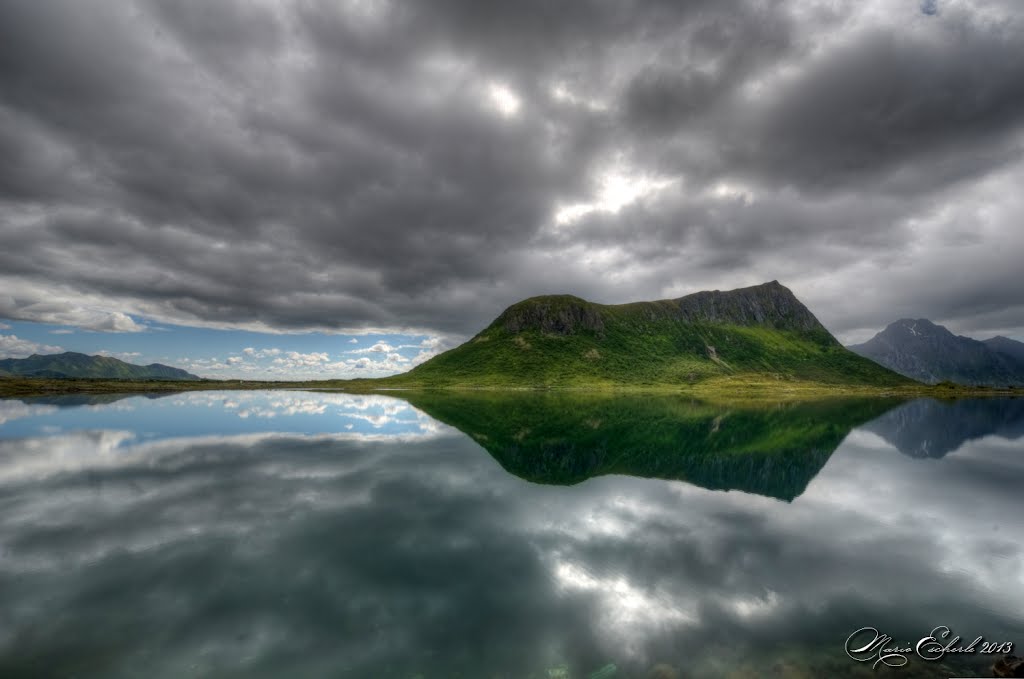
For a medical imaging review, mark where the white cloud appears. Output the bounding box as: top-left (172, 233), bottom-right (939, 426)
top-left (550, 82), bottom-right (609, 112)
top-left (487, 82), bottom-right (521, 116)
top-left (410, 349), bottom-right (440, 366)
top-left (0, 322), bottom-right (9, 330)
top-left (178, 337), bottom-right (438, 380)
top-left (555, 168), bottom-right (677, 226)
top-left (349, 342), bottom-right (397, 355)
top-left (0, 334), bottom-right (64, 359)
top-left (0, 291), bottom-right (146, 333)
top-left (241, 347), bottom-right (281, 359)
top-left (348, 338), bottom-right (359, 344)
top-left (0, 400), bottom-right (58, 424)
top-left (398, 337), bottom-right (445, 350)
top-left (91, 312), bottom-right (145, 332)
top-left (285, 351), bottom-right (330, 366)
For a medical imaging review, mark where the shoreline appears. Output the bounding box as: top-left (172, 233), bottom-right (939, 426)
top-left (1, 375), bottom-right (1020, 401)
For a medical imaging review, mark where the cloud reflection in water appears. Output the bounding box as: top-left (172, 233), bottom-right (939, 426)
top-left (0, 392), bottom-right (1021, 678)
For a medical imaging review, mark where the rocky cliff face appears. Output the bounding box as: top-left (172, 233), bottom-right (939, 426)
top-left (493, 281), bottom-right (829, 338)
top-left (848, 319), bottom-right (1024, 386)
top-left (497, 296), bottom-right (605, 336)
top-left (669, 281), bottom-right (828, 333)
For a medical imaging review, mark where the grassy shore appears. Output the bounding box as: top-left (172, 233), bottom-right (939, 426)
top-left (1, 373), bottom-right (1020, 401)
top-left (0, 377), bottom-right (346, 398)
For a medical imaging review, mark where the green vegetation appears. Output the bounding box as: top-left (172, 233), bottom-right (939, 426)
top-left (383, 320), bottom-right (906, 389)
top-left (404, 391), bottom-right (903, 499)
top-left (0, 377), bottom-right (324, 398)
top-left (2, 374), bottom-right (1017, 399)
top-left (3, 284), bottom-right (1023, 399)
top-left (377, 287), bottom-right (913, 389)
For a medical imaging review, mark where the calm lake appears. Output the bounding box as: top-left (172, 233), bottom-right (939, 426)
top-left (0, 391), bottom-right (1021, 678)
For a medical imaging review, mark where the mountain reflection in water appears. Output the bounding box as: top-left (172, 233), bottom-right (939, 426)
top-left (403, 392), bottom-right (903, 500)
top-left (863, 396), bottom-right (1024, 458)
top-left (0, 391), bottom-right (1021, 678)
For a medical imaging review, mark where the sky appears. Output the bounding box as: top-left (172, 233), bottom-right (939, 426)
top-left (2, 0), bottom-right (1024, 378)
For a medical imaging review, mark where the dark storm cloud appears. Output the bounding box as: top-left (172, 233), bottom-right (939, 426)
top-left (622, 4), bottom-right (793, 135)
top-left (726, 19), bottom-right (1024, 192)
top-left (1, 0), bottom-right (1023, 340)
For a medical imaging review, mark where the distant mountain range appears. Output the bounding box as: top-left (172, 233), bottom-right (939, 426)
top-left (7, 298), bottom-right (1022, 390)
top-left (863, 397), bottom-right (1024, 458)
top-left (0, 352), bottom-right (200, 381)
top-left (382, 281), bottom-right (908, 388)
top-left (847, 319), bottom-right (1024, 387)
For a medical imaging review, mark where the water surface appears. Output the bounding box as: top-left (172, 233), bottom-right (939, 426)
top-left (0, 391), bottom-right (1021, 678)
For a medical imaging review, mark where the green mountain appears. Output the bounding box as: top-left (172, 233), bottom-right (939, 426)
top-left (388, 281), bottom-right (909, 388)
top-left (0, 352), bottom-right (200, 380)
top-left (404, 391), bottom-right (902, 500)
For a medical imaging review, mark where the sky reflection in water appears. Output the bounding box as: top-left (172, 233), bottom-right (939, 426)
top-left (0, 391), bottom-right (1021, 678)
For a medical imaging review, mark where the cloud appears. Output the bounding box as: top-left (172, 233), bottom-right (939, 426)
top-left (184, 346), bottom-right (417, 379)
top-left (284, 351), bottom-right (329, 364)
top-left (717, 15), bottom-right (1024, 193)
top-left (200, 341), bottom-right (437, 379)
top-left (0, 333), bottom-right (64, 358)
top-left (0, 0), bottom-right (1022, 341)
top-left (242, 347), bottom-right (281, 358)
top-left (0, 400), bottom-right (58, 424)
top-left (0, 395), bottom-right (1020, 674)
top-left (349, 342), bottom-right (396, 355)
top-left (0, 286), bottom-right (146, 332)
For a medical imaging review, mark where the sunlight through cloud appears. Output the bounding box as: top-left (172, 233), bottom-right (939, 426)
top-left (555, 171), bottom-right (676, 226)
top-left (487, 82), bottom-right (521, 117)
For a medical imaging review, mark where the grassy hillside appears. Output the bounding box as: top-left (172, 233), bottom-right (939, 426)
top-left (405, 391), bottom-right (902, 499)
top-left (384, 283), bottom-right (911, 389)
top-left (0, 282), bottom-right (927, 396)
